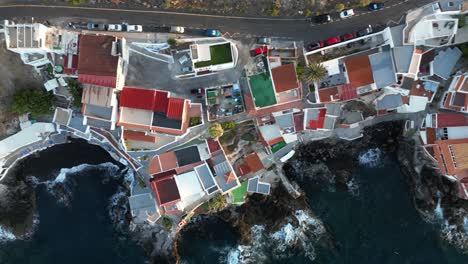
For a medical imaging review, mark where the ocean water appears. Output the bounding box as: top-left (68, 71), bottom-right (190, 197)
top-left (0, 141), bottom-right (146, 264)
top-left (178, 150), bottom-right (468, 264)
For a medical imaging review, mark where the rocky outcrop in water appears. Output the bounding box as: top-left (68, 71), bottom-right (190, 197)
top-left (398, 136), bottom-right (468, 252)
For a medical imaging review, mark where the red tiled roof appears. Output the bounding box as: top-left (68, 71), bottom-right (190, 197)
top-left (154, 91), bottom-right (169, 113)
top-left (443, 93), bottom-right (462, 111)
top-left (426, 128), bottom-right (436, 145)
top-left (271, 63), bottom-right (299, 93)
top-left (120, 87), bottom-right (155, 111)
top-left (308, 108), bottom-right (326, 130)
top-left (78, 74), bottom-right (116, 88)
top-left (245, 153), bottom-right (264, 173)
top-left (64, 54), bottom-right (79, 71)
top-left (78, 35), bottom-right (118, 82)
top-left (455, 75), bottom-right (466, 92)
top-left (149, 155), bottom-right (162, 175)
top-left (340, 84), bottom-right (358, 101)
top-left (436, 113), bottom-right (468, 128)
top-left (166, 98), bottom-right (186, 120)
top-left (159, 152), bottom-right (179, 172)
top-left (435, 138), bottom-right (468, 178)
top-left (268, 137), bottom-right (284, 146)
top-left (344, 54), bottom-right (374, 88)
top-left (150, 177), bottom-right (181, 206)
top-left (238, 163), bottom-right (252, 176)
top-left (224, 171), bottom-right (237, 184)
top-left (123, 130), bottom-right (157, 143)
top-left (206, 138), bottom-right (222, 154)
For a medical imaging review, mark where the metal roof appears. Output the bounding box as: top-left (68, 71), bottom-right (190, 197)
top-left (376, 94), bottom-right (403, 110)
top-left (175, 146), bottom-right (201, 167)
top-left (369, 50), bottom-right (397, 88)
top-left (432, 47), bottom-right (462, 80)
top-left (393, 45), bottom-right (414, 73)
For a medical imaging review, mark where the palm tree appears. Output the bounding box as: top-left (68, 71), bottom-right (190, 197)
top-left (302, 63), bottom-right (328, 83)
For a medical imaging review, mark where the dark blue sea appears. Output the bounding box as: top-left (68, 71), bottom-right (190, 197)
top-left (2, 142), bottom-right (468, 264)
top-left (178, 150), bottom-right (468, 264)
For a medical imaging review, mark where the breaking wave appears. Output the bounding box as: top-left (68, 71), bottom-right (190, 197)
top-left (224, 210), bottom-right (326, 263)
top-left (0, 225), bottom-right (16, 242)
top-left (358, 148), bottom-right (383, 168)
top-left (347, 177), bottom-right (360, 197)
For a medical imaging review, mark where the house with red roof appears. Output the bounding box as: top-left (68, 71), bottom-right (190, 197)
top-left (420, 113), bottom-right (468, 145)
top-left (303, 104), bottom-right (341, 131)
top-left (238, 152), bottom-right (265, 177)
top-left (118, 87), bottom-right (191, 145)
top-left (148, 140), bottom-right (239, 215)
top-left (442, 72), bottom-right (468, 113)
top-left (77, 35), bottom-right (125, 130)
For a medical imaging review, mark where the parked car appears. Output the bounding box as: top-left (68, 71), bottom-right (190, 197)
top-left (250, 45), bottom-right (268, 57)
top-left (126, 24), bottom-right (143, 32)
top-left (326, 36), bottom-right (341, 46)
top-left (306, 41), bottom-right (324, 51)
top-left (107, 24), bottom-right (123, 31)
top-left (314, 14), bottom-right (331, 24)
top-left (368, 2), bottom-right (384, 11)
top-left (343, 32), bottom-right (357, 41)
top-left (182, 66), bottom-right (193, 73)
top-left (87, 23), bottom-right (105, 31)
top-left (339, 9), bottom-right (355, 19)
top-left (205, 29), bottom-right (221, 37)
top-left (357, 25), bottom-right (373, 37)
top-left (170, 26), bottom-right (185, 33)
top-left (257, 37), bottom-right (271, 45)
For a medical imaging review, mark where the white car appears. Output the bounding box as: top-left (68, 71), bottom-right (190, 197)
top-left (126, 24), bottom-right (143, 32)
top-left (107, 24), bottom-right (123, 31)
top-left (170, 26), bottom-right (185, 34)
top-left (339, 9), bottom-right (355, 19)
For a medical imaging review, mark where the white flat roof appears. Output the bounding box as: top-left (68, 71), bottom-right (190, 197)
top-left (446, 126), bottom-right (468, 139)
top-left (175, 170), bottom-right (205, 200)
top-left (0, 122), bottom-right (56, 160)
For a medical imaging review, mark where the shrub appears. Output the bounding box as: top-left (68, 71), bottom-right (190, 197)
top-left (137, 176), bottom-right (146, 188)
top-left (271, 7), bottom-right (280, 16)
top-left (296, 63), bottom-right (304, 77)
top-left (241, 132), bottom-right (256, 142)
top-left (11, 88), bottom-right (53, 118)
top-left (206, 194), bottom-right (227, 211)
top-left (459, 15), bottom-right (466, 28)
top-left (305, 9), bottom-right (312, 17)
top-left (303, 63), bottom-right (327, 82)
top-left (161, 216), bottom-right (173, 231)
top-left (335, 3), bottom-right (345, 11)
top-left (167, 37), bottom-right (177, 47)
top-left (359, 0), bottom-right (371, 7)
top-left (209, 123), bottom-right (224, 138)
top-left (189, 116), bottom-right (202, 127)
top-left (460, 43), bottom-right (468, 58)
top-left (309, 84), bottom-right (316, 93)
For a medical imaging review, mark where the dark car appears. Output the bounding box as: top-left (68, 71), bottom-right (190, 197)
top-left (306, 41), bottom-right (324, 51)
top-left (87, 23), bottom-right (105, 31)
top-left (191, 88), bottom-right (204, 98)
top-left (357, 25), bottom-right (373, 37)
top-left (326, 36), bottom-right (341, 46)
top-left (368, 2), bottom-right (384, 11)
top-left (205, 29), bottom-right (221, 37)
top-left (314, 14), bottom-right (331, 24)
top-left (343, 32), bottom-right (357, 41)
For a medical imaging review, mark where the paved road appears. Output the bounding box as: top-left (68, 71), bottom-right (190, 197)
top-left (0, 0), bottom-right (434, 41)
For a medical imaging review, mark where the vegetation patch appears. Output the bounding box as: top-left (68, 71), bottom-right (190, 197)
top-left (194, 43), bottom-right (233, 68)
top-left (11, 88), bottom-right (53, 118)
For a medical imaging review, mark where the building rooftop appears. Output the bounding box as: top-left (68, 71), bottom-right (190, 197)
top-left (437, 113), bottom-right (468, 127)
top-left (245, 153), bottom-right (264, 173)
top-left (175, 146), bottom-right (202, 167)
top-left (393, 45), bottom-right (415, 73)
top-left (77, 35), bottom-right (118, 87)
top-left (271, 63), bottom-right (299, 93)
top-left (369, 50), bottom-right (397, 88)
top-left (435, 138), bottom-right (468, 179)
top-left (53, 107), bottom-right (72, 126)
top-left (150, 177), bottom-right (181, 206)
top-left (194, 163), bottom-right (219, 194)
top-left (81, 85), bottom-right (114, 108)
top-left (432, 47), bottom-right (462, 80)
top-left (344, 54), bottom-right (375, 88)
top-left (249, 72), bottom-right (277, 108)
top-left (128, 193), bottom-right (158, 224)
top-left (376, 94), bottom-right (403, 110)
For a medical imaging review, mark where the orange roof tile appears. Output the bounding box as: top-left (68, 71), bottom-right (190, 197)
top-left (123, 130), bottom-right (157, 143)
top-left (245, 153), bottom-right (264, 173)
top-left (149, 156), bottom-right (162, 175)
top-left (435, 138), bottom-right (468, 179)
top-left (166, 98), bottom-right (186, 120)
top-left (344, 54), bottom-right (375, 88)
top-left (224, 171), bottom-right (238, 184)
top-left (426, 128), bottom-right (436, 145)
top-left (159, 151), bottom-right (178, 172)
top-left (271, 63), bottom-right (299, 93)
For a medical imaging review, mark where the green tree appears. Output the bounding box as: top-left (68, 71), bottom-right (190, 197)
top-left (11, 88), bottom-right (53, 118)
top-left (209, 123), bottom-right (224, 138)
top-left (221, 121), bottom-right (236, 130)
top-left (271, 7), bottom-right (280, 16)
top-left (305, 9), bottom-right (312, 17)
top-left (335, 3), bottom-right (345, 11)
top-left (296, 62), bottom-right (304, 77)
top-left (68, 79), bottom-right (83, 108)
top-left (302, 63), bottom-right (328, 83)
top-left (459, 15), bottom-right (466, 28)
top-left (167, 37), bottom-right (177, 47)
top-left (206, 194), bottom-right (227, 211)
